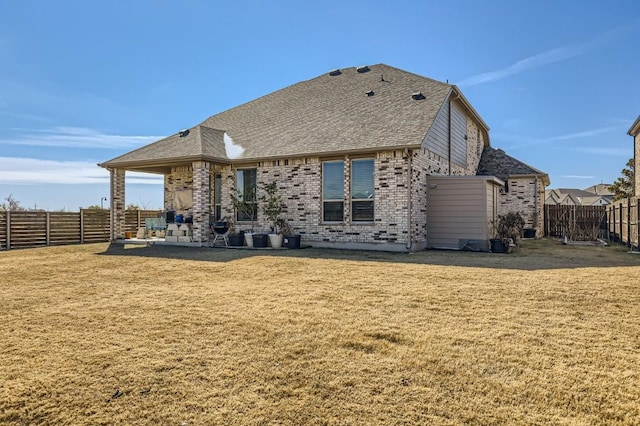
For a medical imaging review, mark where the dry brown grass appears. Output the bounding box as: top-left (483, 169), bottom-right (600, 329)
top-left (1, 239), bottom-right (639, 425)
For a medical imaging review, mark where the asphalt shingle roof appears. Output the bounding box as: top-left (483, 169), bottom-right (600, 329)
top-left (477, 146), bottom-right (549, 184)
top-left (101, 64), bottom-right (456, 168)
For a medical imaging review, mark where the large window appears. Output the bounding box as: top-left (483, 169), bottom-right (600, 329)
top-left (351, 159), bottom-right (374, 221)
top-left (322, 161), bottom-right (344, 222)
top-left (236, 168), bottom-right (257, 222)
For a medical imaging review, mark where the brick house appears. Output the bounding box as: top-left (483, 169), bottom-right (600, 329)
top-left (100, 64), bottom-right (548, 251)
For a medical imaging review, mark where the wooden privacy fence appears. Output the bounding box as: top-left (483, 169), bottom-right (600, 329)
top-left (0, 209), bottom-right (160, 250)
top-left (606, 197), bottom-right (639, 250)
top-left (544, 205), bottom-right (607, 241)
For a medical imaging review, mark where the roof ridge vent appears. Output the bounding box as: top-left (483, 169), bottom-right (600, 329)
top-left (356, 65), bottom-right (370, 73)
top-left (329, 69), bottom-right (342, 76)
top-left (178, 129), bottom-right (190, 137)
top-left (411, 92), bottom-right (425, 100)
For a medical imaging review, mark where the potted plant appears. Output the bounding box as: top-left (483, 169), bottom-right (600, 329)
top-left (490, 212), bottom-right (525, 253)
top-left (223, 216), bottom-right (244, 247)
top-left (281, 219), bottom-right (301, 249)
top-left (261, 181), bottom-right (285, 248)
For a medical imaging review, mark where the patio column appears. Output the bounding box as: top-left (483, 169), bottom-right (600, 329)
top-left (192, 161), bottom-right (211, 245)
top-left (109, 168), bottom-right (126, 240)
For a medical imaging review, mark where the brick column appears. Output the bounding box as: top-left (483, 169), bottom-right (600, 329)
top-left (109, 168), bottom-right (126, 240)
top-left (192, 161), bottom-right (211, 245)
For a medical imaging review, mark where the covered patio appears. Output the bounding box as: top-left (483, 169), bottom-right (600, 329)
top-left (99, 126), bottom-right (234, 247)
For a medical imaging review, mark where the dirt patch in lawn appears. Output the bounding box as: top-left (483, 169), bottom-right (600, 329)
top-left (1, 240), bottom-right (639, 424)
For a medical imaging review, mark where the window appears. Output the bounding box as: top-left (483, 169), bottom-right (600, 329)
top-left (322, 161), bottom-right (344, 221)
top-left (213, 173), bottom-right (222, 220)
top-left (236, 169), bottom-right (257, 222)
top-left (351, 159), bottom-right (374, 221)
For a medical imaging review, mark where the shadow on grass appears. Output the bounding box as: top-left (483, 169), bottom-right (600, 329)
top-left (98, 238), bottom-right (640, 271)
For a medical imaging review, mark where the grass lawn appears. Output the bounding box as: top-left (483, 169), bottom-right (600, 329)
top-left (1, 239), bottom-right (639, 425)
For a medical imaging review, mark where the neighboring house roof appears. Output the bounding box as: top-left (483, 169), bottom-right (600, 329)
top-left (628, 115), bottom-right (640, 136)
top-left (545, 187), bottom-right (612, 206)
top-left (100, 64), bottom-right (489, 171)
top-left (476, 146), bottom-right (550, 186)
top-left (576, 196), bottom-right (611, 206)
top-left (557, 194), bottom-right (579, 205)
top-left (554, 188), bottom-right (597, 198)
top-left (583, 183), bottom-right (613, 196)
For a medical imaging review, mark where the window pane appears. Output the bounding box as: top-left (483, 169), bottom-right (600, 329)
top-left (214, 174), bottom-right (221, 205)
top-left (351, 159), bottom-right (374, 200)
top-left (236, 169), bottom-right (257, 221)
top-left (323, 161), bottom-right (344, 200)
top-left (323, 201), bottom-right (344, 222)
top-left (352, 200), bottom-right (374, 221)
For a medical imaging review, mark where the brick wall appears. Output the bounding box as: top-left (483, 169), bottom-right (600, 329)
top-left (110, 168), bottom-right (126, 240)
top-left (498, 176), bottom-right (545, 235)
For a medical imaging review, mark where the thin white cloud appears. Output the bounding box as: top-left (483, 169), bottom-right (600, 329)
top-left (0, 157), bottom-right (163, 185)
top-left (543, 126), bottom-right (619, 142)
top-left (575, 147), bottom-right (630, 157)
top-left (458, 25), bottom-right (628, 87)
top-left (0, 126), bottom-right (162, 149)
top-left (458, 45), bottom-right (584, 87)
top-left (497, 125), bottom-right (621, 149)
top-left (559, 175), bottom-right (596, 179)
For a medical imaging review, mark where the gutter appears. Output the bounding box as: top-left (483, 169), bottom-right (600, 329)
top-left (406, 148), bottom-right (412, 251)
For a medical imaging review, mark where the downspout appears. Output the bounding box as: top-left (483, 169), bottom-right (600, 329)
top-left (406, 148), bottom-right (412, 251)
top-left (448, 96), bottom-right (452, 175)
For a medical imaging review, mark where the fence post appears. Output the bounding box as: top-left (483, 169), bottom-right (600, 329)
top-left (80, 209), bottom-right (85, 244)
top-left (627, 198), bottom-right (632, 249)
top-left (46, 212), bottom-right (51, 246)
top-left (137, 209), bottom-right (141, 230)
top-left (608, 205), bottom-right (612, 242)
top-left (6, 210), bottom-right (10, 250)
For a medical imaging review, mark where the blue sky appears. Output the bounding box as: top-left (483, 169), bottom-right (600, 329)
top-left (1, 0), bottom-right (639, 210)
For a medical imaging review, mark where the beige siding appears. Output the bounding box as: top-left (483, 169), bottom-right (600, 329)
top-left (423, 100), bottom-right (450, 159)
top-left (450, 101), bottom-right (467, 167)
top-left (426, 176), bottom-right (499, 251)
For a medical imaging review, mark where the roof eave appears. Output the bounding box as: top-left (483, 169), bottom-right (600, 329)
top-left (509, 173), bottom-right (551, 187)
top-left (449, 86), bottom-right (491, 146)
top-left (628, 115), bottom-right (640, 136)
top-left (99, 154), bottom-right (232, 170)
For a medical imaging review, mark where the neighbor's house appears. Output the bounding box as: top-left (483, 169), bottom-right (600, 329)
top-left (630, 115), bottom-right (640, 196)
top-left (545, 187), bottom-right (612, 206)
top-left (100, 64), bottom-right (548, 251)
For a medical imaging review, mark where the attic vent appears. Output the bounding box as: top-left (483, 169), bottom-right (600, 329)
top-left (178, 129), bottom-right (190, 137)
top-left (329, 69), bottom-right (342, 76)
top-left (366, 90), bottom-right (374, 97)
top-left (356, 65), bottom-right (370, 73)
top-left (411, 92), bottom-right (425, 100)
